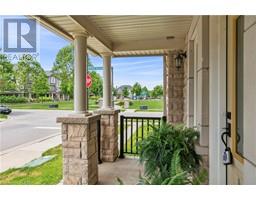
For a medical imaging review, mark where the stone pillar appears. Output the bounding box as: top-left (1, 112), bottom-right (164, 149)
top-left (73, 32), bottom-right (88, 114)
top-left (102, 53), bottom-right (112, 109)
top-left (163, 55), bottom-right (167, 117)
top-left (94, 109), bottom-right (120, 162)
top-left (57, 114), bottom-right (100, 185)
top-left (166, 51), bottom-right (184, 124)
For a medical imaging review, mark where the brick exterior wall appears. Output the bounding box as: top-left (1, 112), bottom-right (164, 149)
top-left (166, 52), bottom-right (185, 124)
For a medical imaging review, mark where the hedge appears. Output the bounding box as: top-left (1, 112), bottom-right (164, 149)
top-left (37, 96), bottom-right (53, 102)
top-left (0, 96), bottom-right (28, 103)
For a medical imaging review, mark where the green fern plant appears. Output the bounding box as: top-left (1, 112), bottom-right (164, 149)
top-left (138, 150), bottom-right (189, 185)
top-left (138, 121), bottom-right (202, 184)
top-left (138, 149), bottom-right (206, 185)
top-left (117, 149), bottom-right (207, 185)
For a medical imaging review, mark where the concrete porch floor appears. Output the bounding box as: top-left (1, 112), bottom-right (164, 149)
top-left (98, 157), bottom-right (143, 185)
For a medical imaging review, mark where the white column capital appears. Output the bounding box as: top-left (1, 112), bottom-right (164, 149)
top-left (100, 52), bottom-right (113, 57)
top-left (166, 50), bottom-right (176, 57)
top-left (72, 31), bottom-right (89, 38)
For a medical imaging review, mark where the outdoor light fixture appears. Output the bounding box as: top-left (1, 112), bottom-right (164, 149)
top-left (175, 51), bottom-right (187, 70)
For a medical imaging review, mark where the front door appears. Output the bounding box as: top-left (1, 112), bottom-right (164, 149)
top-left (227, 15), bottom-right (256, 184)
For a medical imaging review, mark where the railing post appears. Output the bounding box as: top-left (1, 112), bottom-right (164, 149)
top-left (97, 119), bottom-right (102, 164)
top-left (162, 116), bottom-right (167, 123)
top-left (119, 115), bottom-right (125, 159)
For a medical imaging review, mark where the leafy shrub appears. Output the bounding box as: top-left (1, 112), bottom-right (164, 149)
top-left (90, 96), bottom-right (100, 101)
top-left (117, 148), bottom-right (207, 185)
top-left (139, 122), bottom-right (203, 184)
top-left (116, 100), bottom-right (124, 107)
top-left (138, 149), bottom-right (207, 185)
top-left (138, 150), bottom-right (189, 185)
top-left (0, 95), bottom-right (28, 103)
top-left (37, 96), bottom-right (53, 102)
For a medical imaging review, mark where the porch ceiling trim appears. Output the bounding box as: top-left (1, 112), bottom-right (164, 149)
top-left (31, 15), bottom-right (193, 57)
top-left (113, 38), bottom-right (185, 52)
top-left (32, 15), bottom-right (73, 41)
top-left (31, 15), bottom-right (101, 56)
top-left (69, 15), bottom-right (113, 52)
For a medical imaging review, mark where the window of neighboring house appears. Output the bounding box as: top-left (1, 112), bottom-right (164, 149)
top-left (50, 77), bottom-right (55, 84)
top-left (236, 16), bottom-right (244, 156)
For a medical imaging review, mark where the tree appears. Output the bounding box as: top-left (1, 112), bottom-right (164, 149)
top-left (122, 86), bottom-right (129, 97)
top-left (0, 54), bottom-right (16, 92)
top-left (131, 82), bottom-right (142, 97)
top-left (88, 71), bottom-right (103, 97)
top-left (151, 85), bottom-right (163, 98)
top-left (52, 45), bottom-right (74, 98)
top-left (141, 86), bottom-right (149, 97)
top-left (15, 60), bottom-right (31, 93)
top-left (112, 86), bottom-right (117, 97)
top-left (52, 44), bottom-right (94, 99)
top-left (30, 62), bottom-right (50, 97)
top-left (16, 60), bottom-right (49, 97)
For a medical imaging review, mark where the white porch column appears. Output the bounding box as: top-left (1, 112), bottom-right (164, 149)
top-left (102, 53), bottom-right (112, 109)
top-left (186, 40), bottom-right (195, 127)
top-left (209, 16), bottom-right (226, 185)
top-left (73, 32), bottom-right (88, 114)
top-left (163, 55), bottom-right (167, 117)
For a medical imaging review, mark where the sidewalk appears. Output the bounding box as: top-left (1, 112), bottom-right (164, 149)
top-left (0, 134), bottom-right (61, 173)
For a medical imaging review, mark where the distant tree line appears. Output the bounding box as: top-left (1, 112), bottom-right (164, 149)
top-left (0, 44), bottom-right (163, 101)
top-left (0, 45), bottom-right (103, 100)
top-left (113, 82), bottom-right (163, 99)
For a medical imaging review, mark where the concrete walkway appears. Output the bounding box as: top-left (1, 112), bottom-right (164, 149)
top-left (0, 133), bottom-right (61, 173)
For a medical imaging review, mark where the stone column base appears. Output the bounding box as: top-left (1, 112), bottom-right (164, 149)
top-left (94, 109), bottom-right (120, 162)
top-left (57, 114), bottom-right (101, 185)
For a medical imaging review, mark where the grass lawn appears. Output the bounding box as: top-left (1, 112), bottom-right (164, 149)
top-left (6, 99), bottom-right (99, 111)
top-left (129, 99), bottom-right (163, 112)
top-left (0, 145), bottom-right (62, 185)
top-left (0, 114), bottom-right (8, 121)
top-left (5, 99), bottom-right (162, 112)
top-left (126, 120), bottom-right (160, 154)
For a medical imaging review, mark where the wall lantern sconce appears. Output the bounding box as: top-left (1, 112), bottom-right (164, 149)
top-left (175, 51), bottom-right (187, 70)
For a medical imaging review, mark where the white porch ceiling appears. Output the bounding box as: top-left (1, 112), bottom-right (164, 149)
top-left (33, 15), bottom-right (194, 57)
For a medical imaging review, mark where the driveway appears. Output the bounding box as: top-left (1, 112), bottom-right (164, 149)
top-left (0, 109), bottom-right (70, 152)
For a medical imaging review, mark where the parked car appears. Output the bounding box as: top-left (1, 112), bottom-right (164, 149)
top-left (0, 105), bottom-right (12, 114)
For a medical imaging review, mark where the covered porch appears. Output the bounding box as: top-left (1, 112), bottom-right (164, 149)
top-left (32, 15), bottom-right (203, 185)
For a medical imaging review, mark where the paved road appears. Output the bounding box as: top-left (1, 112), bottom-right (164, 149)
top-left (0, 109), bottom-right (163, 152)
top-left (0, 109), bottom-right (70, 151)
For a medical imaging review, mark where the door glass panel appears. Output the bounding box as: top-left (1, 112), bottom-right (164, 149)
top-left (236, 16), bottom-right (244, 156)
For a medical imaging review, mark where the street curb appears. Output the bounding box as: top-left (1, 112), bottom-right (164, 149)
top-left (0, 133), bottom-right (61, 156)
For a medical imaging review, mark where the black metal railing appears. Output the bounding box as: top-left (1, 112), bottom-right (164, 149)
top-left (119, 115), bottom-right (165, 158)
top-left (96, 119), bottom-right (102, 164)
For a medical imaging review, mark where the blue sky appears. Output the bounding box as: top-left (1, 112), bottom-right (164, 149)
top-left (0, 16), bottom-right (163, 90)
